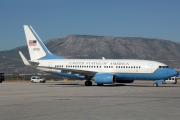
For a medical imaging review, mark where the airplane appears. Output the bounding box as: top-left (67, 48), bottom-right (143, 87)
top-left (19, 25), bottom-right (179, 87)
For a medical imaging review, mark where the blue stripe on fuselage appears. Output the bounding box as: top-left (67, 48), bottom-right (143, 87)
top-left (115, 68), bottom-right (178, 80)
top-left (49, 68), bottom-right (178, 81)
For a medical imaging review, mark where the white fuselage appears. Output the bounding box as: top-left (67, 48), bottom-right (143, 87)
top-left (37, 59), bottom-right (165, 74)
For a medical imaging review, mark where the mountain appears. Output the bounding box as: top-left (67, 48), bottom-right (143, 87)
top-left (1, 35), bottom-right (180, 74)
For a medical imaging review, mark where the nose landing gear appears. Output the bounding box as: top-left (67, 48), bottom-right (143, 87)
top-left (153, 79), bottom-right (164, 87)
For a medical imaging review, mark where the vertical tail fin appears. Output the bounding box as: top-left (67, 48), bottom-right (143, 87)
top-left (23, 25), bottom-right (64, 60)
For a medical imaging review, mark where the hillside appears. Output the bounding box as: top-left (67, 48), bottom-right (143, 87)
top-left (1, 35), bottom-right (180, 74)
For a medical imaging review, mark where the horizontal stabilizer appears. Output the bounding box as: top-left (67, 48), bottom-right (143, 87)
top-left (19, 51), bottom-right (30, 66)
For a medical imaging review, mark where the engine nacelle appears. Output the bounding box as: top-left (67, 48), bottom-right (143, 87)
top-left (94, 73), bottom-right (116, 84)
top-left (116, 80), bottom-right (134, 83)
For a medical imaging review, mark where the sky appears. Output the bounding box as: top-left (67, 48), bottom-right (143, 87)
top-left (0, 0), bottom-right (180, 51)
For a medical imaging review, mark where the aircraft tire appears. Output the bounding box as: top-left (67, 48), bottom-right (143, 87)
top-left (85, 81), bottom-right (92, 86)
top-left (153, 83), bottom-right (158, 87)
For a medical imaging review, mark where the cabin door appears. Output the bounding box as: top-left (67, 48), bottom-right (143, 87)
top-left (147, 63), bottom-right (153, 73)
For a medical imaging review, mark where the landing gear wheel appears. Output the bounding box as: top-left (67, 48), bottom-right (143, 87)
top-left (85, 81), bottom-right (92, 86)
top-left (153, 83), bottom-right (158, 87)
top-left (174, 80), bottom-right (177, 84)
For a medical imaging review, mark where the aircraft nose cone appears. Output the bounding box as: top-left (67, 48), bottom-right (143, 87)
top-left (175, 70), bottom-right (179, 76)
top-left (165, 68), bottom-right (179, 78)
top-left (171, 69), bottom-right (179, 76)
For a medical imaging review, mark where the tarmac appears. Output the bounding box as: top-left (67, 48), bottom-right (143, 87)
top-left (0, 80), bottom-right (180, 120)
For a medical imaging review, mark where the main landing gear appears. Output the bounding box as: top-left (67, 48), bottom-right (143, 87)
top-left (85, 80), bottom-right (92, 86)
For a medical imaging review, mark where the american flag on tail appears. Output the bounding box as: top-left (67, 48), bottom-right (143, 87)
top-left (29, 40), bottom-right (36, 46)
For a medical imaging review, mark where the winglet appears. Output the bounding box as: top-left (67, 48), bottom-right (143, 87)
top-left (19, 51), bottom-right (30, 66)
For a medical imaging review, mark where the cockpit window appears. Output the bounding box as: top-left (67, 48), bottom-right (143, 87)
top-left (159, 66), bottom-right (169, 68)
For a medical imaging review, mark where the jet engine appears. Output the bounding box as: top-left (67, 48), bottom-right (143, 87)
top-left (94, 73), bottom-right (116, 84)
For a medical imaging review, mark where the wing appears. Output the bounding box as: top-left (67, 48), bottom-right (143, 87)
top-left (37, 66), bottom-right (97, 77)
